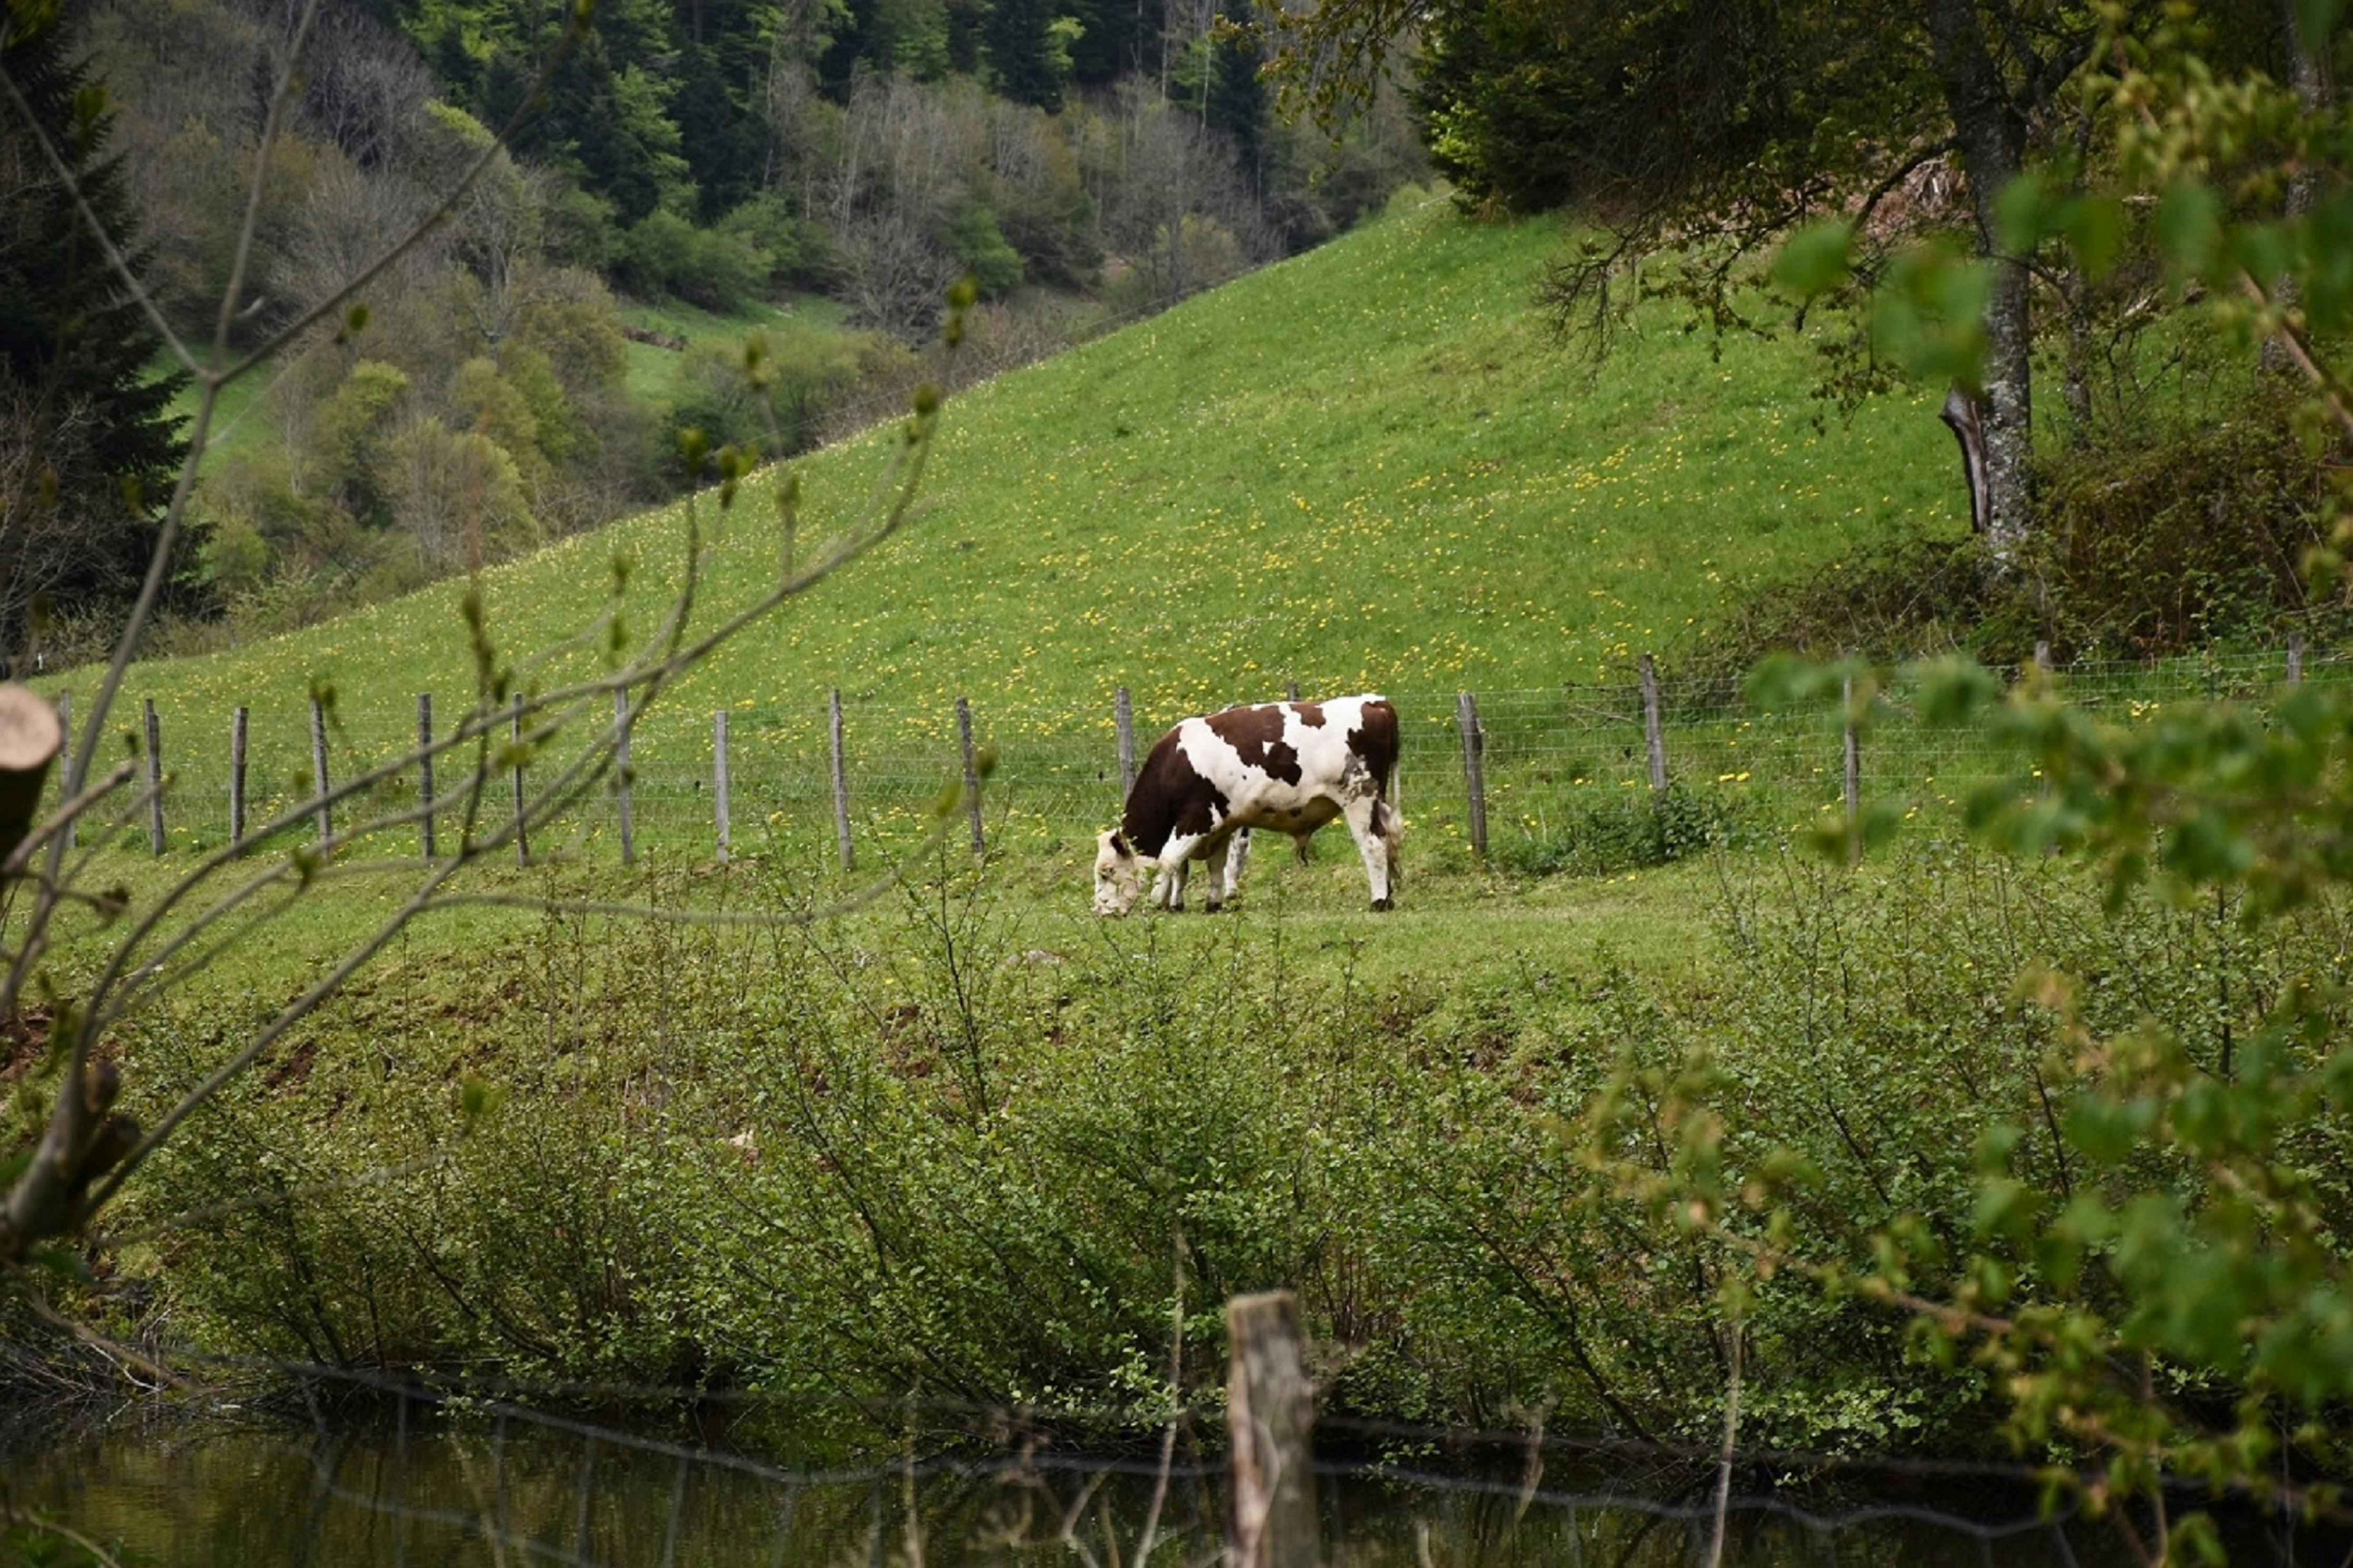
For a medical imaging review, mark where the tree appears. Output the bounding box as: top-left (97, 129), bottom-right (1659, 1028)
top-left (1268, 0), bottom-right (2134, 562)
top-left (1586, 12), bottom-right (2353, 1549)
top-left (984, 0), bottom-right (1068, 111)
top-left (0, 6), bottom-right (187, 669)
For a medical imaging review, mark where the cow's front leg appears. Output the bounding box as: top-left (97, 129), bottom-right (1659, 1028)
top-left (1341, 796), bottom-right (1394, 911)
top-left (1157, 838), bottom-right (1198, 911)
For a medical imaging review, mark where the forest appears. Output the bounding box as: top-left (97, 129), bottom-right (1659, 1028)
top-left (2, 0), bottom-right (1421, 665)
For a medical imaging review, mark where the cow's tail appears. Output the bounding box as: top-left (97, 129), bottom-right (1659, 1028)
top-left (1361, 697), bottom-right (1402, 798)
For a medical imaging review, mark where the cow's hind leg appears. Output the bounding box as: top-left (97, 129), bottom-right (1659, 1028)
top-left (1341, 796), bottom-right (1395, 911)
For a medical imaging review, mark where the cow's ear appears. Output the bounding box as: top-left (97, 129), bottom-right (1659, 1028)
top-left (1110, 832), bottom-right (1130, 856)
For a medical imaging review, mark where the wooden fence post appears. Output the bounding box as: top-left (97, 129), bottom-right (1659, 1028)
top-left (510, 695), bottom-right (528, 866)
top-left (229, 706), bottom-right (248, 850)
top-left (1285, 679), bottom-right (1300, 702)
top-left (1114, 686), bottom-right (1136, 797)
top-left (1455, 691), bottom-right (1487, 860)
top-left (613, 687), bottom-right (635, 867)
top-left (713, 710), bottom-right (731, 863)
top-left (143, 698), bottom-right (164, 856)
top-left (416, 694), bottom-right (434, 860)
top-left (2289, 629), bottom-right (2306, 688)
top-left (55, 691), bottom-right (71, 850)
top-left (2033, 640), bottom-right (2052, 677)
top-left (829, 689), bottom-right (853, 872)
top-left (308, 696), bottom-right (330, 847)
top-left (1639, 653), bottom-right (1668, 801)
top-left (1224, 1291), bottom-right (1320, 1568)
top-left (1842, 670), bottom-right (1861, 867)
top-left (956, 696), bottom-right (985, 858)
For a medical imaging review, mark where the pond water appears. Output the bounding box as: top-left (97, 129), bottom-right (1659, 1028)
top-left (0, 1411), bottom-right (2311, 1566)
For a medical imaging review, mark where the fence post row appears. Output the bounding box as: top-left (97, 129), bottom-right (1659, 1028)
top-left (829, 689), bottom-right (852, 872)
top-left (143, 698), bottom-right (164, 857)
top-left (308, 696), bottom-right (330, 848)
top-left (1224, 1291), bottom-right (1321, 1568)
top-left (1455, 691), bottom-right (1487, 861)
top-left (229, 706), bottom-right (248, 850)
top-left (1114, 686), bottom-right (1136, 797)
top-left (713, 709), bottom-right (731, 864)
top-left (956, 695), bottom-right (983, 859)
top-left (417, 693), bottom-right (434, 861)
top-left (613, 687), bottom-right (635, 867)
top-left (510, 695), bottom-right (528, 867)
top-left (55, 691), bottom-right (71, 850)
top-left (1639, 652), bottom-right (1668, 801)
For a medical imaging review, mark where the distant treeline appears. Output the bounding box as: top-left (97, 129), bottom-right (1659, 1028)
top-left (17, 0), bottom-right (1420, 661)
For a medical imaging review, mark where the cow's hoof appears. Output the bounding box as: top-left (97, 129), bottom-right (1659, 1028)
top-left (1370, 897), bottom-right (1392, 912)
top-left (1203, 901), bottom-right (1223, 914)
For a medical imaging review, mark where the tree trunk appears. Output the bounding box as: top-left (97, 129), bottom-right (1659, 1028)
top-left (2262, 0), bottom-right (2336, 373)
top-left (1926, 0), bottom-right (2035, 565)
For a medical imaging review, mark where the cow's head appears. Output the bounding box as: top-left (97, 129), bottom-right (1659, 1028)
top-left (1093, 829), bottom-right (1142, 916)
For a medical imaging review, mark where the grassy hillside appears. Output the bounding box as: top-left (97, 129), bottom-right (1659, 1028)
top-left (94, 198), bottom-right (1962, 862)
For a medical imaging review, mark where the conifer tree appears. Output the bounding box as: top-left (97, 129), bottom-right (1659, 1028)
top-left (0, 6), bottom-right (187, 662)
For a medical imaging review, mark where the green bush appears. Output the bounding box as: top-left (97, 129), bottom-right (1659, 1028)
top-left (117, 840), bottom-right (2328, 1456)
top-left (2027, 400), bottom-right (2344, 658)
top-left (618, 209), bottom-right (773, 312)
top-left (718, 195), bottom-right (845, 293)
top-left (1492, 785), bottom-right (1733, 877)
top-left (944, 201), bottom-right (1023, 297)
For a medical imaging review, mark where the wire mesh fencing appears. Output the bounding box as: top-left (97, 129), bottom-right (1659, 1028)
top-left (65, 643), bottom-right (2342, 872)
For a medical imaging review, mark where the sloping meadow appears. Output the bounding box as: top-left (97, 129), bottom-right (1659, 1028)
top-left (80, 197), bottom-right (1958, 869)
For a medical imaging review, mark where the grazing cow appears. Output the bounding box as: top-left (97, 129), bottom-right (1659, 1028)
top-left (1093, 694), bottom-right (1403, 914)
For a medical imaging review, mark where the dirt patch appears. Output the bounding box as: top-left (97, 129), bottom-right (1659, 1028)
top-left (0, 1007), bottom-right (54, 1081)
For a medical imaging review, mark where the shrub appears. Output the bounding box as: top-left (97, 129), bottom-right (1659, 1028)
top-left (1688, 394), bottom-right (2346, 681)
top-left (618, 209), bottom-right (772, 312)
top-left (1492, 784), bottom-right (1733, 877)
top-left (944, 201), bottom-right (1023, 296)
top-left (718, 194), bottom-right (844, 293)
top-left (2027, 400), bottom-right (2344, 658)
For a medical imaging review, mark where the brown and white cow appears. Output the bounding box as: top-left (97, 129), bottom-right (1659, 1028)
top-left (1093, 694), bottom-right (1403, 914)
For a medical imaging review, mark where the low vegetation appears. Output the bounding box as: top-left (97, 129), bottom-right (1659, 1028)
top-left (81, 832), bottom-right (2330, 1465)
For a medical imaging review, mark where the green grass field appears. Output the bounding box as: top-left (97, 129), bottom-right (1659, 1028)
top-left (93, 200), bottom-right (1969, 876)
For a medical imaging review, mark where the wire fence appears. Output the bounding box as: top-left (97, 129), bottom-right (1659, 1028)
top-left (62, 642), bottom-right (2344, 873)
top-left (9, 1352), bottom-right (2285, 1568)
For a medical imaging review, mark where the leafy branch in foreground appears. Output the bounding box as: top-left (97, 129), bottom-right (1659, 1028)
top-left (0, 0), bottom-right (975, 1273)
top-left (1584, 651), bottom-right (2353, 1561)
top-left (1573, 28), bottom-right (2353, 1557)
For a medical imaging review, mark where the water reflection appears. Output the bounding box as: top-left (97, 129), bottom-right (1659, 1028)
top-left (0, 1414), bottom-right (2258, 1566)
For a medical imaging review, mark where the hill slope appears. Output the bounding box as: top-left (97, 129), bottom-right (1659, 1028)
top-left (87, 198), bottom-right (1962, 848)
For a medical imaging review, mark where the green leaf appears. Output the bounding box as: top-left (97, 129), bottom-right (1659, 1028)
top-left (1771, 220), bottom-right (1855, 303)
top-left (2157, 180), bottom-right (2224, 279)
top-left (1994, 172), bottom-right (2057, 255)
top-left (2062, 197), bottom-right (2126, 283)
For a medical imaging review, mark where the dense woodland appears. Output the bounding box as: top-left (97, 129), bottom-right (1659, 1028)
top-left (0, 0), bottom-right (1421, 662)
